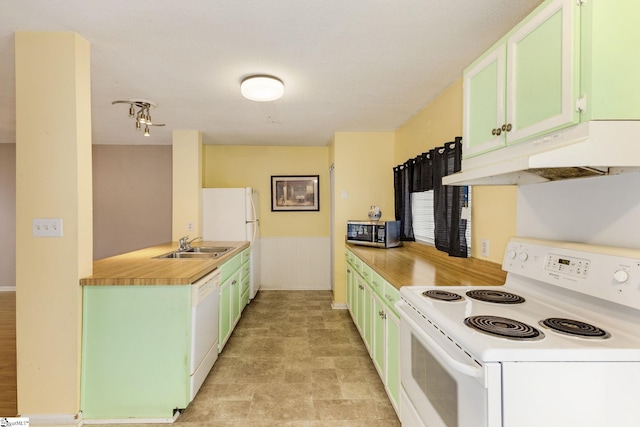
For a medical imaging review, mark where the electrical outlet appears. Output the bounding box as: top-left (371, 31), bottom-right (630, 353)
top-left (33, 218), bottom-right (63, 237)
top-left (187, 221), bottom-right (194, 232)
top-left (481, 239), bottom-right (490, 257)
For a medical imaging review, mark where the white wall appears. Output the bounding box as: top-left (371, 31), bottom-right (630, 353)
top-left (517, 172), bottom-right (640, 248)
top-left (260, 237), bottom-right (331, 290)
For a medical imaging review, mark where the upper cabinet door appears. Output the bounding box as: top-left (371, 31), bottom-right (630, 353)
top-left (462, 0), bottom-right (579, 159)
top-left (505, 0), bottom-right (579, 145)
top-left (463, 44), bottom-right (506, 157)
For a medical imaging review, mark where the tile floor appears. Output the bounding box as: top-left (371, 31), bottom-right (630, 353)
top-left (175, 290), bottom-right (401, 426)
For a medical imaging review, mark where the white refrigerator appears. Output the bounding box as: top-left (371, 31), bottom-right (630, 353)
top-left (202, 187), bottom-right (261, 299)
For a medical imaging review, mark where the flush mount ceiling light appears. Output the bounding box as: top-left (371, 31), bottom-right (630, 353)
top-left (111, 98), bottom-right (166, 137)
top-left (240, 75), bottom-right (284, 102)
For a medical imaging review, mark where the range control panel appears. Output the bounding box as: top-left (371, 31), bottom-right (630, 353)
top-left (545, 254), bottom-right (590, 278)
top-left (503, 237), bottom-right (640, 310)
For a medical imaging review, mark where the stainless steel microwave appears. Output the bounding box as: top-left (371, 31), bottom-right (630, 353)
top-left (346, 220), bottom-right (401, 248)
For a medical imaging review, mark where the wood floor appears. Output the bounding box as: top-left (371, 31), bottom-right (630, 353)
top-left (0, 291), bottom-right (17, 417)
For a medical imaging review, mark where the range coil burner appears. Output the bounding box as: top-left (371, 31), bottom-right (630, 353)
top-left (540, 318), bottom-right (610, 339)
top-left (422, 290), bottom-right (464, 301)
top-left (466, 289), bottom-right (526, 304)
top-left (464, 315), bottom-right (544, 340)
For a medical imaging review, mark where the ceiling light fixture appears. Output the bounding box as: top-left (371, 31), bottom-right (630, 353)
top-left (240, 75), bottom-right (284, 102)
top-left (112, 98), bottom-right (166, 137)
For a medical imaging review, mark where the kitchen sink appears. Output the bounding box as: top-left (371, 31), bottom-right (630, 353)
top-left (154, 246), bottom-right (233, 259)
top-left (185, 246), bottom-right (233, 253)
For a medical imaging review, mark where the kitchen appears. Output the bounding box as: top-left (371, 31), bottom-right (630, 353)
top-left (2, 0), bottom-right (640, 425)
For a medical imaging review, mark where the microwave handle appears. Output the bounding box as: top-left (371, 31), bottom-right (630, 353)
top-left (398, 302), bottom-right (483, 379)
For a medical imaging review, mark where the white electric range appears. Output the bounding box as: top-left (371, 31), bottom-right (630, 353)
top-left (396, 237), bottom-right (640, 427)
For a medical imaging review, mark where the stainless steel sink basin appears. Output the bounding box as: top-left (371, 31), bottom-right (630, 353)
top-left (185, 246), bottom-right (233, 253)
top-left (155, 251), bottom-right (219, 259)
top-left (154, 246), bottom-right (233, 259)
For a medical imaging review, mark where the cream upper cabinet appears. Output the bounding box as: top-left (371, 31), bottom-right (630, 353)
top-left (463, 0), bottom-right (579, 158)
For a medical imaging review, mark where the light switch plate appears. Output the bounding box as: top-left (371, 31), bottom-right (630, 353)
top-left (33, 218), bottom-right (63, 237)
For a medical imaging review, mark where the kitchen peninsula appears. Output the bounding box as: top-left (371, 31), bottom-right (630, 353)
top-left (79, 241), bottom-right (249, 422)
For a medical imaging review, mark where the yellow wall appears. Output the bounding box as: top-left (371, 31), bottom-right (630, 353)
top-left (15, 31), bottom-right (92, 418)
top-left (331, 132), bottom-right (395, 304)
top-left (394, 79), bottom-right (517, 263)
top-left (202, 145), bottom-right (330, 237)
top-left (395, 79), bottom-right (465, 163)
top-left (172, 130), bottom-right (203, 241)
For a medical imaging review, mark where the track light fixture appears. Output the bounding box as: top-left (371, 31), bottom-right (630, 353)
top-left (112, 98), bottom-right (166, 137)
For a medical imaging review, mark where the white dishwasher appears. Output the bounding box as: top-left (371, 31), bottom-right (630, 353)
top-left (190, 268), bottom-right (220, 401)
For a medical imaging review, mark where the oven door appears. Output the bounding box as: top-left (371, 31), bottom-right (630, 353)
top-left (398, 301), bottom-right (502, 427)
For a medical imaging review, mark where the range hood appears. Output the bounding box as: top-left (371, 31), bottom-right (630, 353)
top-left (443, 121), bottom-right (640, 186)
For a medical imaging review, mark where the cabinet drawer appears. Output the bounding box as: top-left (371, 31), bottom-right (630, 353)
top-left (346, 250), bottom-right (356, 265)
top-left (241, 287), bottom-right (249, 309)
top-left (241, 262), bottom-right (250, 280)
top-left (241, 248), bottom-right (250, 265)
top-left (241, 273), bottom-right (250, 293)
top-left (383, 281), bottom-right (401, 316)
top-left (370, 271), bottom-right (385, 298)
top-left (360, 263), bottom-right (372, 284)
top-left (220, 254), bottom-right (241, 283)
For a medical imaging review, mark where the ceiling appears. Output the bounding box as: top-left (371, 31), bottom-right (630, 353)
top-left (0, 0), bottom-right (542, 146)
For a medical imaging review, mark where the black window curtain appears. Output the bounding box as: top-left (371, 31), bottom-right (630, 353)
top-left (433, 137), bottom-right (467, 257)
top-left (394, 137), bottom-right (468, 257)
top-left (393, 161), bottom-right (415, 241)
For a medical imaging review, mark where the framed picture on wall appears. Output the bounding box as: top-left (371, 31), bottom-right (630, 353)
top-left (271, 175), bottom-right (319, 211)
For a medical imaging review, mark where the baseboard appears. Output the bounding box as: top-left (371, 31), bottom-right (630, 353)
top-left (19, 413), bottom-right (82, 426)
top-left (0, 286), bottom-right (16, 291)
top-left (331, 302), bottom-right (348, 310)
top-left (82, 411), bottom-right (179, 424)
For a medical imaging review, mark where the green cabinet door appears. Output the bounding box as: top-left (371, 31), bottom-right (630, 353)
top-left (362, 279), bottom-right (373, 353)
top-left (218, 277), bottom-right (232, 352)
top-left (505, 0), bottom-right (579, 144)
top-left (371, 293), bottom-right (386, 378)
top-left (581, 0), bottom-right (640, 120)
top-left (386, 310), bottom-right (400, 410)
top-left (230, 270), bottom-right (241, 327)
top-left (346, 256), bottom-right (355, 320)
top-left (463, 44), bottom-right (506, 157)
top-left (355, 275), bottom-right (366, 337)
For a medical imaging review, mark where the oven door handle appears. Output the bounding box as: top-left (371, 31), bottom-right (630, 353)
top-left (399, 303), bottom-right (483, 379)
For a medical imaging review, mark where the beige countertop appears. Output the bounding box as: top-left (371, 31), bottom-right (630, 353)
top-left (80, 241), bottom-right (250, 286)
top-left (347, 241), bottom-right (506, 290)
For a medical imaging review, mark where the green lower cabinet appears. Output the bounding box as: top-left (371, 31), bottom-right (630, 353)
top-left (218, 276), bottom-right (232, 351)
top-left (218, 249), bottom-right (248, 353)
top-left (81, 285), bottom-right (191, 419)
top-left (386, 310), bottom-right (400, 411)
top-left (372, 294), bottom-right (386, 378)
top-left (344, 251), bottom-right (401, 417)
top-left (231, 270), bottom-right (241, 326)
top-left (219, 269), bottom-right (241, 352)
top-left (355, 274), bottom-right (373, 352)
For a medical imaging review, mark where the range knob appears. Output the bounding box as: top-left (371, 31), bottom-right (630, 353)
top-left (613, 270), bottom-right (629, 284)
top-left (507, 250), bottom-right (517, 259)
top-left (518, 252), bottom-right (529, 262)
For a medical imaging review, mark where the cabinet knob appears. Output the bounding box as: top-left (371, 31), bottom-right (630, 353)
top-left (495, 128), bottom-right (502, 136)
top-left (505, 123), bottom-right (512, 132)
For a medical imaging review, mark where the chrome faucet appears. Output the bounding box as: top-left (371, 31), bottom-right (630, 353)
top-left (178, 235), bottom-right (202, 251)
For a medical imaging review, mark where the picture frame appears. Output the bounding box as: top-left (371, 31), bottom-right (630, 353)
top-left (271, 175), bottom-right (320, 211)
